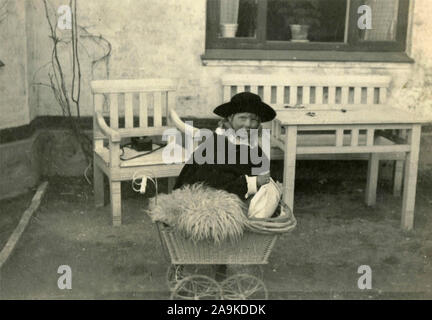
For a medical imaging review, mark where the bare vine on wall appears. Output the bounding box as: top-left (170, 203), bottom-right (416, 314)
top-left (0, 0), bottom-right (8, 24)
top-left (35, 0), bottom-right (112, 174)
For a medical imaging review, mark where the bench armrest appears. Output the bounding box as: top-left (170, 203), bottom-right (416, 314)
top-left (169, 108), bottom-right (200, 136)
top-left (95, 111), bottom-right (121, 142)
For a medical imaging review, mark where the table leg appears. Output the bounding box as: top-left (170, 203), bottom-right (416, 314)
top-left (365, 153), bottom-right (380, 206)
top-left (282, 126), bottom-right (297, 211)
top-left (401, 125), bottom-right (421, 231)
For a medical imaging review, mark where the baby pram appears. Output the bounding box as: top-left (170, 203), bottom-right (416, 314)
top-left (133, 172), bottom-right (296, 300)
top-left (157, 201), bottom-right (296, 300)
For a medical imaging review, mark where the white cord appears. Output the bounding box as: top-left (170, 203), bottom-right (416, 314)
top-left (132, 170), bottom-right (158, 205)
top-left (84, 163), bottom-right (92, 185)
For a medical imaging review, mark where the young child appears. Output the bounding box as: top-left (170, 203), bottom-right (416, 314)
top-left (174, 92), bottom-right (275, 202)
top-left (173, 92), bottom-right (278, 281)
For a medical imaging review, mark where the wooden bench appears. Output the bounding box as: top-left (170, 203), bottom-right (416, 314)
top-left (221, 74), bottom-right (405, 196)
top-left (91, 79), bottom-right (198, 226)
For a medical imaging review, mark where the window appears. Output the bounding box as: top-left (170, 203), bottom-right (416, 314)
top-left (206, 0), bottom-right (409, 52)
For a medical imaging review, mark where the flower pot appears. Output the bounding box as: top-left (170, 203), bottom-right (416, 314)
top-left (220, 23), bottom-right (238, 38)
top-left (289, 24), bottom-right (310, 42)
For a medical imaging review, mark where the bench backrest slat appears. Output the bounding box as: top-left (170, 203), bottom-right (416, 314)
top-left (139, 92), bottom-right (148, 128)
top-left (110, 93), bottom-right (119, 129)
top-left (379, 87), bottom-right (388, 103)
top-left (154, 92), bottom-right (163, 127)
top-left (124, 93), bottom-right (134, 129)
top-left (354, 87), bottom-right (362, 104)
top-left (341, 87), bottom-right (349, 105)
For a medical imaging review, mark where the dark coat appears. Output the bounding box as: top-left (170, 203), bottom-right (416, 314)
top-left (174, 132), bottom-right (270, 200)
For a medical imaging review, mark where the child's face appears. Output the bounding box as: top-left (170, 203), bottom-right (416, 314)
top-left (229, 112), bottom-right (261, 132)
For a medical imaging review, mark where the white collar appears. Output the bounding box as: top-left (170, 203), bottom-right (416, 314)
top-left (215, 127), bottom-right (259, 148)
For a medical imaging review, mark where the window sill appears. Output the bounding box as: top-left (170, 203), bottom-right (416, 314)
top-left (201, 50), bottom-right (415, 67)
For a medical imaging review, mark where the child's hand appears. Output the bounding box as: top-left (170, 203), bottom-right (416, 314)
top-left (257, 173), bottom-right (270, 187)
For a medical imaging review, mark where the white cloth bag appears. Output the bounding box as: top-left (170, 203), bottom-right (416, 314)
top-left (248, 178), bottom-right (282, 219)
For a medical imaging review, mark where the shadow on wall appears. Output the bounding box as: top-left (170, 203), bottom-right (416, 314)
top-left (34, 130), bottom-right (90, 177)
top-left (0, 135), bottom-right (40, 201)
top-left (0, 130), bottom-right (89, 201)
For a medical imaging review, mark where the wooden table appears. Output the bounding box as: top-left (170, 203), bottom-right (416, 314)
top-left (271, 106), bottom-right (425, 231)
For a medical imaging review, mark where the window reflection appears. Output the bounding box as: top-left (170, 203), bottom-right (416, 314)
top-left (360, 0), bottom-right (399, 41)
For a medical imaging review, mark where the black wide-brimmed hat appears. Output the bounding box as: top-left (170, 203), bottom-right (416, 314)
top-left (214, 92), bottom-right (276, 122)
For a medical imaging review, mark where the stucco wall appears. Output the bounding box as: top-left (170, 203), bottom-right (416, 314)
top-left (389, 0), bottom-right (432, 120)
top-left (28, 0), bottom-right (209, 118)
top-left (0, 0), bottom-right (30, 129)
top-left (25, 0), bottom-right (45, 123)
top-left (1, 0), bottom-right (431, 129)
top-left (410, 0), bottom-right (432, 61)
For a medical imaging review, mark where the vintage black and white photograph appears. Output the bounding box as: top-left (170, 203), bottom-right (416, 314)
top-left (0, 0), bottom-right (431, 301)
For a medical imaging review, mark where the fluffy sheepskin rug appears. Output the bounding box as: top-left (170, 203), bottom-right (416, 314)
top-left (147, 183), bottom-right (248, 244)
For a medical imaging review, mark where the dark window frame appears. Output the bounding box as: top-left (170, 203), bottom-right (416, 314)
top-left (205, 0), bottom-right (410, 52)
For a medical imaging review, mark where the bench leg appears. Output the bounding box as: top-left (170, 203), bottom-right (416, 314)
top-left (110, 181), bottom-right (122, 227)
top-left (365, 154), bottom-right (379, 206)
top-left (393, 160), bottom-right (404, 197)
top-left (93, 163), bottom-right (104, 207)
top-left (167, 177), bottom-right (176, 193)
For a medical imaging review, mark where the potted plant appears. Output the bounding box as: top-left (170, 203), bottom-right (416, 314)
top-left (219, 0), bottom-right (240, 38)
top-left (220, 23), bottom-right (239, 38)
top-left (283, 0), bottom-right (321, 42)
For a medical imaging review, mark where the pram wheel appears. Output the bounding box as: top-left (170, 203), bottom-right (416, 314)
top-left (166, 265), bottom-right (185, 290)
top-left (221, 274), bottom-right (268, 300)
top-left (167, 264), bottom-right (216, 290)
top-left (226, 265), bottom-right (264, 280)
top-left (170, 275), bottom-right (223, 300)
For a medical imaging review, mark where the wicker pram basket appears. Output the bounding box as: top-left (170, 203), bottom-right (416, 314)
top-left (158, 224), bottom-right (277, 265)
top-left (132, 171), bottom-right (296, 266)
top-left (157, 201), bottom-right (296, 265)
